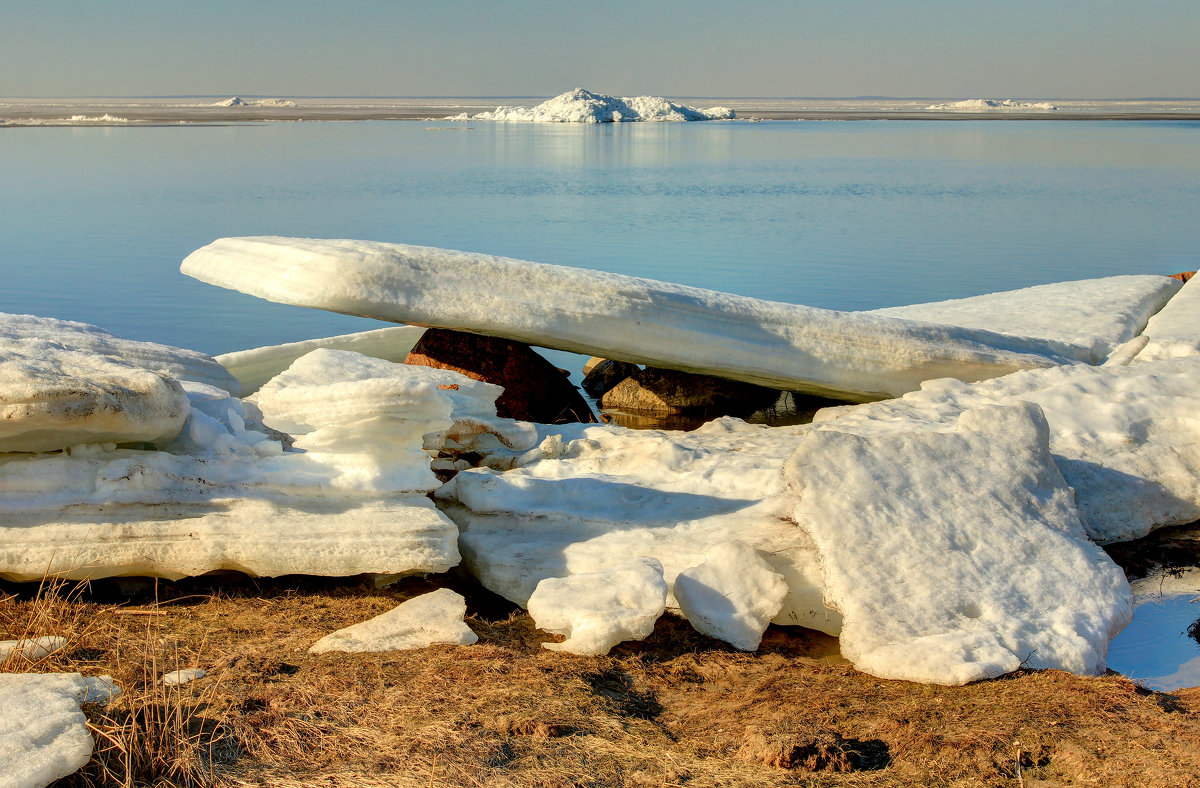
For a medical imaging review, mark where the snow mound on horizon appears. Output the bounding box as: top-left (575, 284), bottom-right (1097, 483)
top-left (448, 88), bottom-right (735, 123)
top-left (66, 114), bottom-right (130, 123)
top-left (927, 99), bottom-right (1058, 111)
top-left (210, 97), bottom-right (297, 108)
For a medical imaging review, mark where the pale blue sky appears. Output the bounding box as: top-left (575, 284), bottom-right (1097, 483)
top-left (3, 0), bottom-right (1197, 98)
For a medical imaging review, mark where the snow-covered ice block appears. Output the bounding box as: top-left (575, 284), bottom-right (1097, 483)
top-left (182, 237), bottom-right (1072, 401)
top-left (0, 341), bottom-right (189, 453)
top-left (0, 673), bottom-right (97, 788)
top-left (440, 418), bottom-right (842, 635)
top-left (786, 403), bottom-right (1133, 685)
top-left (812, 356), bottom-right (1200, 543)
top-left (309, 588), bottom-right (477, 654)
top-left (1136, 273), bottom-right (1200, 361)
top-left (162, 668), bottom-right (206, 686)
top-left (1, 312), bottom-right (240, 395)
top-left (674, 541), bottom-right (789, 651)
top-left (448, 88), bottom-right (734, 123)
top-left (870, 275), bottom-right (1180, 364)
top-left (527, 558), bottom-right (668, 655)
top-left (215, 325), bottom-right (426, 395)
top-left (0, 636), bottom-right (66, 664)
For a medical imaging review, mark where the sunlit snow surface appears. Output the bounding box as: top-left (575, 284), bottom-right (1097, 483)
top-left (0, 673), bottom-right (115, 788)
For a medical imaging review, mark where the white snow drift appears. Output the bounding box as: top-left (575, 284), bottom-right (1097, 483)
top-left (448, 88), bottom-right (734, 123)
top-left (309, 588), bottom-right (477, 653)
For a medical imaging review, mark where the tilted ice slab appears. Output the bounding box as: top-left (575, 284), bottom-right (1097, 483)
top-left (813, 355), bottom-right (1200, 543)
top-left (448, 88), bottom-right (734, 123)
top-left (2, 312), bottom-right (240, 394)
top-left (216, 325), bottom-right (426, 396)
top-left (438, 417), bottom-right (843, 636)
top-left (0, 351), bottom-right (532, 581)
top-left (787, 403), bottom-right (1132, 685)
top-left (870, 275), bottom-right (1181, 364)
top-left (1135, 273), bottom-right (1200, 362)
top-left (182, 237), bottom-right (1074, 401)
top-left (0, 673), bottom-right (112, 788)
top-left (309, 588), bottom-right (478, 654)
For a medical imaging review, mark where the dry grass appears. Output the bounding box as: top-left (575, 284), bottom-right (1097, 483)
top-left (3, 570), bottom-right (1200, 788)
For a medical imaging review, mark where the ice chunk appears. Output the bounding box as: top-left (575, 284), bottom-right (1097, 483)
top-left (0, 342), bottom-right (189, 453)
top-left (674, 542), bottom-right (789, 651)
top-left (309, 588), bottom-right (477, 653)
top-left (786, 403), bottom-right (1132, 685)
top-left (1136, 272), bottom-right (1200, 361)
top-left (0, 636), bottom-right (66, 664)
top-left (182, 237), bottom-right (1072, 402)
top-left (440, 418), bottom-right (841, 635)
top-left (527, 558), bottom-right (668, 655)
top-left (215, 325), bottom-right (426, 395)
top-left (870, 275), bottom-right (1181, 363)
top-left (162, 668), bottom-right (206, 686)
top-left (448, 88), bottom-right (734, 123)
top-left (1, 312), bottom-right (240, 395)
top-left (813, 356), bottom-right (1200, 543)
top-left (0, 673), bottom-right (96, 788)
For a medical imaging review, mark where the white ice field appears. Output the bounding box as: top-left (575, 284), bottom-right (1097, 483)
top-left (2, 245), bottom-right (1198, 693)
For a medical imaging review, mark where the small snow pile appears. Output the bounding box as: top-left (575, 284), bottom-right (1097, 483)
top-left (926, 99), bottom-right (1058, 111)
top-left (0, 673), bottom-right (113, 788)
top-left (162, 668), bottom-right (206, 686)
top-left (787, 402), bottom-right (1132, 685)
top-left (212, 97), bottom-right (248, 107)
top-left (66, 114), bottom-right (130, 123)
top-left (674, 542), bottom-right (789, 651)
top-left (0, 636), bottom-right (66, 664)
top-left (309, 588), bottom-right (477, 653)
top-left (527, 558), bottom-right (668, 655)
top-left (448, 88), bottom-right (734, 123)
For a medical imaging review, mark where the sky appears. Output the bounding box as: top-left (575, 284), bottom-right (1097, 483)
top-left (3, 0), bottom-right (1198, 98)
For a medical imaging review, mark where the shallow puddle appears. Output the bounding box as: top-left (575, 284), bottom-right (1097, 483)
top-left (1107, 592), bottom-right (1200, 691)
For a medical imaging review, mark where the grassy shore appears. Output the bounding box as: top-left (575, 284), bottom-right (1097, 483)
top-left (3, 543), bottom-right (1200, 788)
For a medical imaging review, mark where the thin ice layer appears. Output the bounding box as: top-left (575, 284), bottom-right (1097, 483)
top-left (440, 418), bottom-right (842, 635)
top-left (527, 557), bottom-right (668, 655)
top-left (309, 589), bottom-right (478, 653)
top-left (786, 403), bottom-right (1132, 685)
top-left (181, 237), bottom-right (1073, 402)
top-left (0, 342), bottom-right (189, 453)
top-left (870, 275), bottom-right (1180, 363)
top-left (0, 673), bottom-right (97, 788)
top-left (1136, 273), bottom-right (1200, 361)
top-left (813, 355), bottom-right (1200, 543)
top-left (216, 325), bottom-right (426, 395)
top-left (1, 312), bottom-right (240, 394)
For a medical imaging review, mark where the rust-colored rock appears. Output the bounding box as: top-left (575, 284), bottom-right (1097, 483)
top-left (581, 358), bottom-right (640, 397)
top-left (1169, 271), bottom-right (1196, 283)
top-left (406, 328), bottom-right (597, 424)
top-left (600, 367), bottom-right (781, 416)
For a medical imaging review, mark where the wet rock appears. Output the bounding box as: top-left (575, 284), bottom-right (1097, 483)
top-left (581, 358), bottom-right (639, 397)
top-left (405, 328), bottom-right (596, 424)
top-left (600, 366), bottom-right (781, 416)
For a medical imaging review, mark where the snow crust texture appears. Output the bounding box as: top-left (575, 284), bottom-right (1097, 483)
top-left (0, 673), bottom-right (98, 788)
top-left (449, 88), bottom-right (734, 123)
top-left (787, 403), bottom-right (1132, 685)
top-left (527, 558), bottom-right (668, 655)
top-left (309, 588), bottom-right (478, 653)
top-left (181, 237), bottom-right (1073, 401)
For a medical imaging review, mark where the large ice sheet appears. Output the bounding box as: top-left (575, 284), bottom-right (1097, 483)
top-left (870, 275), bottom-right (1180, 363)
top-left (309, 589), bottom-right (477, 654)
top-left (182, 237), bottom-right (1073, 401)
top-left (787, 403), bottom-right (1132, 685)
top-left (448, 88), bottom-right (734, 123)
top-left (0, 342), bottom-right (189, 454)
top-left (440, 418), bottom-right (842, 635)
top-left (1, 312), bottom-right (240, 394)
top-left (1136, 273), bottom-right (1200, 361)
top-left (813, 356), bottom-right (1200, 543)
top-left (0, 673), bottom-right (97, 788)
top-left (215, 325), bottom-right (426, 396)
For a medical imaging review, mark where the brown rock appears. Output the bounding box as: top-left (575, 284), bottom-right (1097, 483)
top-left (600, 367), bottom-right (781, 416)
top-left (580, 358), bottom-right (640, 397)
top-left (1169, 271), bottom-right (1196, 283)
top-left (405, 328), bottom-right (597, 424)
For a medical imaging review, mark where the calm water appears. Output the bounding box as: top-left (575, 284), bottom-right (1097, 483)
top-left (3, 118), bottom-right (1200, 686)
top-left (3, 120), bottom-right (1199, 356)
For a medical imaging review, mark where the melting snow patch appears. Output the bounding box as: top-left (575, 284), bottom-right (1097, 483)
top-left (0, 636), bottom-right (66, 664)
top-left (309, 588), bottom-right (477, 653)
top-left (162, 668), bottom-right (206, 686)
top-left (0, 673), bottom-right (101, 788)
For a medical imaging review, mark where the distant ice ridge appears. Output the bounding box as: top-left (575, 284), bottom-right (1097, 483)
top-left (208, 97), bottom-right (297, 108)
top-left (66, 114), bottom-right (131, 123)
top-left (448, 88), bottom-right (735, 123)
top-left (927, 99), bottom-right (1058, 111)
